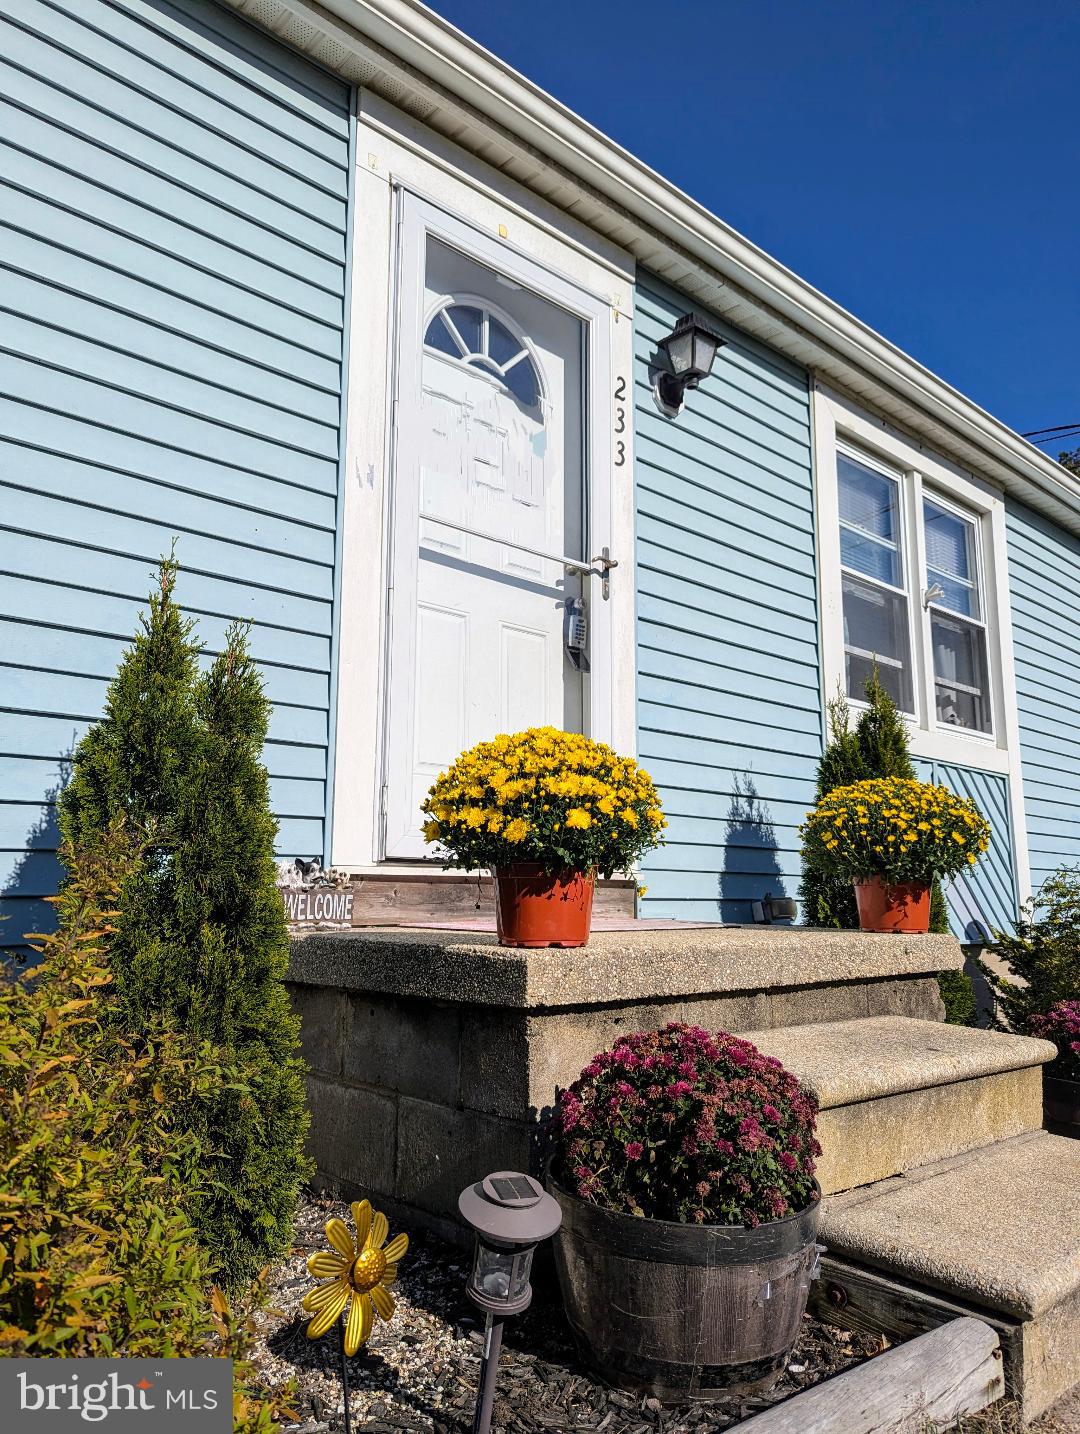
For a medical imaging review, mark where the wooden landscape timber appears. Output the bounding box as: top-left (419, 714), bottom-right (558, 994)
top-left (809, 1253), bottom-right (1026, 1412)
top-left (731, 1316), bottom-right (1004, 1433)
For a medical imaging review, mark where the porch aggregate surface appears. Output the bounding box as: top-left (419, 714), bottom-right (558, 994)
top-left (821, 1131), bottom-right (1080, 1318)
top-left (253, 1192), bottom-right (1080, 1433)
top-left (288, 927), bottom-right (962, 1008)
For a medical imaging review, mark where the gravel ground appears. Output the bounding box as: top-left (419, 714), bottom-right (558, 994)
top-left (250, 1192), bottom-right (892, 1433)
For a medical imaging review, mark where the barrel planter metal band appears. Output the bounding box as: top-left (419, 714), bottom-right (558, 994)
top-left (550, 1178), bottom-right (822, 1402)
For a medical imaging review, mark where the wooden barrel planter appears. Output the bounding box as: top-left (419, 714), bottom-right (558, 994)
top-left (550, 1177), bottom-right (822, 1402)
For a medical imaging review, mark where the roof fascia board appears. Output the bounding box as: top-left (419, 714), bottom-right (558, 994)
top-left (234, 0), bottom-right (1080, 531)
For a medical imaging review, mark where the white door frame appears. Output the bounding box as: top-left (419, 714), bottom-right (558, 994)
top-left (378, 185), bottom-right (615, 860)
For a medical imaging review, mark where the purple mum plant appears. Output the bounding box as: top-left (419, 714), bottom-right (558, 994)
top-left (1028, 1000), bottom-right (1080, 1082)
top-left (553, 1023), bottom-right (821, 1228)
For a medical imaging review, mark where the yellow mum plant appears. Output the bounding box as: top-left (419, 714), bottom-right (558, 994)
top-left (800, 777), bottom-right (990, 885)
top-left (422, 727), bottom-right (665, 877)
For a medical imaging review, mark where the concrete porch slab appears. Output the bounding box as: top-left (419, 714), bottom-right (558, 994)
top-left (287, 926), bottom-right (962, 1235)
top-left (289, 925), bottom-right (961, 1009)
top-left (821, 1132), bottom-right (1080, 1320)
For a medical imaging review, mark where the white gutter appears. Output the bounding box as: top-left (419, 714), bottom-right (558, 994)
top-left (252, 0), bottom-right (1080, 527)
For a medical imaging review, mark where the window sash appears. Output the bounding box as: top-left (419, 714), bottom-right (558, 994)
top-left (929, 609), bottom-right (992, 733)
top-left (832, 447), bottom-right (997, 737)
top-left (921, 491), bottom-right (992, 736)
top-left (923, 496), bottom-right (983, 623)
top-left (837, 451), bottom-right (905, 590)
top-left (836, 448), bottom-right (915, 714)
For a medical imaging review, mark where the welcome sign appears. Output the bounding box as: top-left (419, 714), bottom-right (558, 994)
top-left (282, 886), bottom-right (353, 926)
top-left (276, 859), bottom-right (354, 931)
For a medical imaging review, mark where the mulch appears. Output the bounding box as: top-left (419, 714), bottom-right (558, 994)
top-left (250, 1192), bottom-right (888, 1433)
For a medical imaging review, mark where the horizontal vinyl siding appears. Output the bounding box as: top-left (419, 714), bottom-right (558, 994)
top-left (634, 275), bottom-right (821, 922)
top-left (913, 760), bottom-right (1017, 940)
top-left (0, 0), bottom-right (351, 951)
top-left (1007, 497), bottom-right (1080, 892)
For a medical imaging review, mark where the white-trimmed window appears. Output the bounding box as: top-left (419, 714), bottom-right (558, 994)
top-left (835, 441), bottom-right (995, 739)
top-left (814, 384), bottom-right (1030, 905)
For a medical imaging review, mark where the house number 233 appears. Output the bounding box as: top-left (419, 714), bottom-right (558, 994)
top-left (613, 376), bottom-right (627, 465)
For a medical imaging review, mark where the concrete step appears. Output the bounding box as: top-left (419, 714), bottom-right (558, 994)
top-left (816, 1132), bottom-right (1080, 1420)
top-left (749, 1015), bottom-right (1055, 1194)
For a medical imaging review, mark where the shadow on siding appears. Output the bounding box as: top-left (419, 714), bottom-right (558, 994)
top-left (1, 757), bottom-right (70, 969)
top-left (718, 773), bottom-right (790, 923)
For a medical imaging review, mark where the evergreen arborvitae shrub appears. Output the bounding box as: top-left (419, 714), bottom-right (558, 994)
top-left (855, 673), bottom-right (916, 780)
top-left (798, 691), bottom-right (866, 928)
top-left (58, 558), bottom-right (311, 1286)
top-left (0, 822), bottom-right (215, 1355)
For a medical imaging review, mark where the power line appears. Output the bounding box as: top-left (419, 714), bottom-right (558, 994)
top-left (1030, 434), bottom-right (1080, 449)
top-left (1022, 422), bottom-right (1080, 439)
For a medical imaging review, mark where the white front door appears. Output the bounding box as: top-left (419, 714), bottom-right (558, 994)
top-left (383, 195), bottom-right (611, 859)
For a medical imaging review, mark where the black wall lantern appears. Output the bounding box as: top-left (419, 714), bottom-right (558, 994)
top-left (654, 311), bottom-right (726, 415)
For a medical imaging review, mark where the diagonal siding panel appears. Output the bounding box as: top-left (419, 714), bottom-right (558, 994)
top-left (0, 0), bottom-right (352, 954)
top-left (914, 759), bottom-right (1018, 940)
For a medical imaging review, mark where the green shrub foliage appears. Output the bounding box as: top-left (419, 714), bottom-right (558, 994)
top-left (982, 868), bottom-right (1080, 1035)
top-left (855, 673), bottom-right (917, 780)
top-left (0, 826), bottom-right (300, 1429)
top-left (58, 558), bottom-right (310, 1286)
top-left (0, 824), bottom-right (215, 1354)
top-left (798, 693), bottom-right (866, 929)
top-left (937, 969), bottom-right (977, 1027)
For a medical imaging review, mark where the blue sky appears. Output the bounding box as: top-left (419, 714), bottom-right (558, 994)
top-left (426, 0), bottom-right (1079, 452)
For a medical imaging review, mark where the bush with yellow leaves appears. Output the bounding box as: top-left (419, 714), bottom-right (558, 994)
top-left (0, 822), bottom-right (294, 1432)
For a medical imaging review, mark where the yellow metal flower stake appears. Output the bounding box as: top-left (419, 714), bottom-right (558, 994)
top-left (302, 1200), bottom-right (408, 1434)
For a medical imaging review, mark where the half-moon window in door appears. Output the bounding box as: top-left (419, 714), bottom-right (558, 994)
top-left (424, 302), bottom-right (544, 411)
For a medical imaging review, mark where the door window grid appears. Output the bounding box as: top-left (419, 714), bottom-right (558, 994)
top-left (835, 443), bottom-right (995, 738)
top-left (424, 300), bottom-right (544, 410)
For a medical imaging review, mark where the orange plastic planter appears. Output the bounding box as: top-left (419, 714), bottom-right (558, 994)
top-left (853, 876), bottom-right (931, 933)
top-left (492, 863), bottom-right (595, 947)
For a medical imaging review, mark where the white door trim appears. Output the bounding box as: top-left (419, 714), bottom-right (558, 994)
top-left (377, 185), bottom-right (616, 860)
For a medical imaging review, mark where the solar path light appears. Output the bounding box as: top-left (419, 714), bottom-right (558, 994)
top-left (458, 1171), bottom-right (562, 1434)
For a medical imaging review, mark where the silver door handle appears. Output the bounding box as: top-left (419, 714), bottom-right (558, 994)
top-left (419, 513), bottom-right (617, 598)
top-left (591, 546), bottom-right (618, 600)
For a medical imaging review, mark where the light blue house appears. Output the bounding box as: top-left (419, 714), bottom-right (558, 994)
top-left (3, 0), bottom-right (1078, 951)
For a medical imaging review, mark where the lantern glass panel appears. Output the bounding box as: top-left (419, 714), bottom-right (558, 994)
top-left (509, 1249), bottom-right (532, 1303)
top-left (471, 1239), bottom-right (534, 1304)
top-left (692, 330), bottom-right (719, 377)
top-left (665, 330), bottom-right (696, 376)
